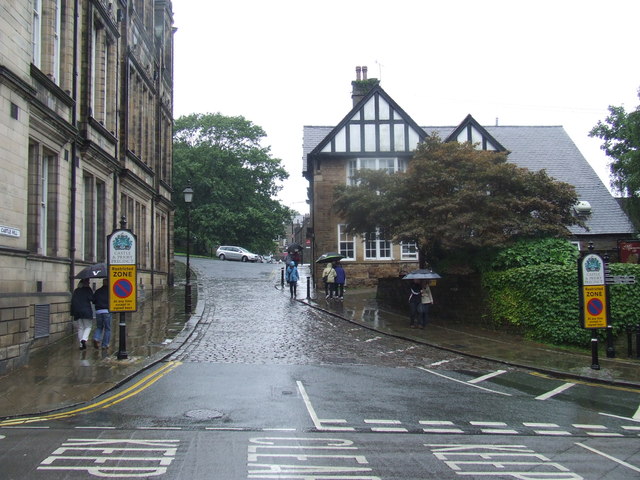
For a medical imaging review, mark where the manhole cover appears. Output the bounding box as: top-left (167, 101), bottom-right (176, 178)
top-left (184, 409), bottom-right (224, 420)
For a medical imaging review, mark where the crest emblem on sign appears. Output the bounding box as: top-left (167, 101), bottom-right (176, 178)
top-left (113, 233), bottom-right (133, 251)
top-left (584, 257), bottom-right (601, 272)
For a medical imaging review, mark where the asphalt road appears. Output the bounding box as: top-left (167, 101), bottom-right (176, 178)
top-left (1, 258), bottom-right (639, 479)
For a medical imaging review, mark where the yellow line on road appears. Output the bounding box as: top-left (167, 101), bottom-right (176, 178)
top-left (0, 361), bottom-right (182, 426)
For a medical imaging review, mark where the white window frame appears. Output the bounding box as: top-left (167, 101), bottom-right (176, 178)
top-left (32, 0), bottom-right (42, 67)
top-left (400, 242), bottom-right (418, 260)
top-left (52, 0), bottom-right (62, 82)
top-left (338, 224), bottom-right (356, 261)
top-left (364, 228), bottom-right (392, 260)
top-left (347, 157), bottom-right (407, 185)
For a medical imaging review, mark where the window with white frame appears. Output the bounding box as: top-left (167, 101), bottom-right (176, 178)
top-left (401, 242), bottom-right (418, 260)
top-left (338, 224), bottom-right (355, 260)
top-left (83, 174), bottom-right (106, 262)
top-left (32, 0), bottom-right (42, 67)
top-left (347, 157), bottom-right (407, 185)
top-left (364, 228), bottom-right (392, 260)
top-left (27, 143), bottom-right (59, 256)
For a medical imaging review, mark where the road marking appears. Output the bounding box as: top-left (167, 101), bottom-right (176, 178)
top-left (634, 403), bottom-right (640, 420)
top-left (600, 412), bottom-right (640, 423)
top-left (576, 442), bottom-right (640, 473)
top-left (364, 337), bottom-right (381, 343)
top-left (371, 427), bottom-right (408, 433)
top-left (573, 424), bottom-right (606, 429)
top-left (0, 361), bottom-right (182, 426)
top-left (296, 381), bottom-right (354, 432)
top-left (468, 370), bottom-right (507, 384)
top-left (428, 359), bottom-right (453, 366)
top-left (364, 419), bottom-right (401, 424)
top-left (535, 382), bottom-right (575, 400)
top-left (417, 367), bottom-right (511, 396)
top-left (38, 438), bottom-right (180, 477)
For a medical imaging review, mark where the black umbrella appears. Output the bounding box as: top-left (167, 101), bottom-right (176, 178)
top-left (287, 243), bottom-right (303, 254)
top-left (75, 262), bottom-right (108, 279)
top-left (316, 252), bottom-right (344, 264)
top-left (402, 269), bottom-right (441, 280)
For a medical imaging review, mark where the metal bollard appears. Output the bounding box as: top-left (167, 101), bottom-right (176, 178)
top-left (590, 336), bottom-right (600, 370)
top-left (306, 276), bottom-right (311, 299)
top-left (280, 268), bottom-right (284, 288)
top-left (627, 325), bottom-right (634, 358)
top-left (605, 326), bottom-right (615, 358)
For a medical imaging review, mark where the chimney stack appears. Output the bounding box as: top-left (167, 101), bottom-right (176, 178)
top-left (351, 65), bottom-right (379, 107)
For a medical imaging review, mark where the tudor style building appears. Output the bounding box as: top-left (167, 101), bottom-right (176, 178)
top-left (303, 67), bottom-right (636, 287)
top-left (0, 0), bottom-right (175, 373)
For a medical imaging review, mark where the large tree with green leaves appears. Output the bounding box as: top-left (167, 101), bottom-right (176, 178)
top-left (334, 135), bottom-right (582, 272)
top-left (173, 113), bottom-right (291, 255)
top-left (589, 88), bottom-right (640, 222)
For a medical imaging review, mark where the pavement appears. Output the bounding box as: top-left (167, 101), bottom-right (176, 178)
top-left (1, 264), bottom-right (639, 421)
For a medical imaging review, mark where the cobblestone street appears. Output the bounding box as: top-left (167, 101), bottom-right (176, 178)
top-left (171, 257), bottom-right (500, 371)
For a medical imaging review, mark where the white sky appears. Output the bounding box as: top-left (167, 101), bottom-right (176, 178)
top-left (172, 0), bottom-right (640, 215)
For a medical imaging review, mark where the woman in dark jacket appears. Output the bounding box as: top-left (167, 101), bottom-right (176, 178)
top-left (71, 278), bottom-right (94, 349)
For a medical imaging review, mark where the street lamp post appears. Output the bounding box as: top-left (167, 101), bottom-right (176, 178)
top-left (183, 183), bottom-right (194, 314)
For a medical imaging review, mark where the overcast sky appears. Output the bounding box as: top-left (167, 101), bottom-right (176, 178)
top-left (172, 0), bottom-right (640, 214)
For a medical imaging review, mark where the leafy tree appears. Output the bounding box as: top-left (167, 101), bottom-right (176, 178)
top-left (589, 89), bottom-right (640, 222)
top-left (173, 113), bottom-right (291, 255)
top-left (334, 135), bottom-right (582, 272)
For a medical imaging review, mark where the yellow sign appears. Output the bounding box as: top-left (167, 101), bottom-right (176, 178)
top-left (109, 265), bottom-right (137, 312)
top-left (582, 285), bottom-right (607, 329)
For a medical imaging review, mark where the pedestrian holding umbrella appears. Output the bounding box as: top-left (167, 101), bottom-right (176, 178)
top-left (403, 269), bottom-right (440, 329)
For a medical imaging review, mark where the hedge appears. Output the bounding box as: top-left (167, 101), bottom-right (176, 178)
top-left (482, 263), bottom-right (640, 347)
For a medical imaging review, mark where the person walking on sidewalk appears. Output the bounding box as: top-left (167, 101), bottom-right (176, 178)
top-left (285, 261), bottom-right (300, 299)
top-left (322, 262), bottom-right (337, 298)
top-left (92, 279), bottom-right (111, 349)
top-left (408, 280), bottom-right (422, 328)
top-left (71, 278), bottom-right (94, 350)
top-left (334, 263), bottom-right (346, 299)
top-left (418, 281), bottom-right (434, 329)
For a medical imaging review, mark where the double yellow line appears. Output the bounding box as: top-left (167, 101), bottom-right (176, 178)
top-left (0, 360), bottom-right (181, 426)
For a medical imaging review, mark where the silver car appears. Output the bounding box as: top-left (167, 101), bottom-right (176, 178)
top-left (216, 246), bottom-right (260, 262)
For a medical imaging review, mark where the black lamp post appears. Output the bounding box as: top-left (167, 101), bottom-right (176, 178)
top-left (183, 183), bottom-right (194, 314)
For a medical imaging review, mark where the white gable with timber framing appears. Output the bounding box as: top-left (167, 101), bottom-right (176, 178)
top-left (311, 85), bottom-right (426, 156)
top-left (445, 114), bottom-right (507, 152)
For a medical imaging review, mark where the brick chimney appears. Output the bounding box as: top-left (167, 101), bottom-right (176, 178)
top-left (351, 65), bottom-right (379, 107)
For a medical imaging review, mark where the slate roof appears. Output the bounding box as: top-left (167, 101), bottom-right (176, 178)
top-left (303, 124), bottom-right (636, 236)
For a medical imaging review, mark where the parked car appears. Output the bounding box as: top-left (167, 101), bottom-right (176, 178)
top-left (215, 246), bottom-right (261, 262)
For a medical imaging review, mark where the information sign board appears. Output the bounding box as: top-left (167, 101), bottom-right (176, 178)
top-left (107, 228), bottom-right (137, 312)
top-left (581, 254), bottom-right (605, 286)
top-left (109, 265), bottom-right (137, 312)
top-left (582, 285), bottom-right (607, 329)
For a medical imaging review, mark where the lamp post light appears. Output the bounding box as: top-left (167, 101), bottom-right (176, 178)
top-left (183, 183), bottom-right (194, 314)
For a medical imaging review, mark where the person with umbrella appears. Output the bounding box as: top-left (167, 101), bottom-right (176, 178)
top-left (334, 262), bottom-right (346, 300)
top-left (92, 279), bottom-right (111, 349)
top-left (285, 260), bottom-right (300, 299)
top-left (71, 278), bottom-right (94, 349)
top-left (322, 262), bottom-right (337, 299)
top-left (403, 269), bottom-right (439, 329)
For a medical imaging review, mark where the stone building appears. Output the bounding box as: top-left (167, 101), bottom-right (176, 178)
top-left (303, 67), bottom-right (636, 288)
top-left (0, 0), bottom-right (175, 374)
